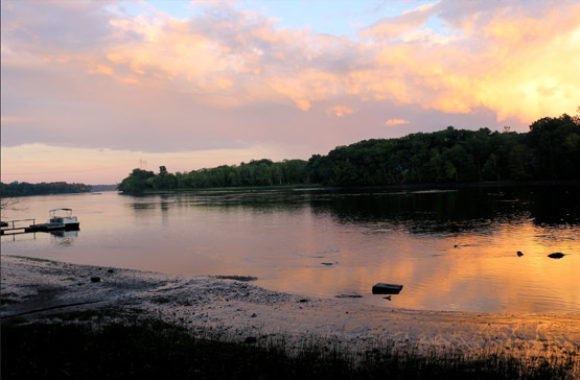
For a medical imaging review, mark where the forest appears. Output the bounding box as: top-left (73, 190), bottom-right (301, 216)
top-left (0, 181), bottom-right (92, 197)
top-left (118, 114), bottom-right (580, 193)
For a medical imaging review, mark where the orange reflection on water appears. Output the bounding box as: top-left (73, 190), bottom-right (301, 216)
top-left (258, 221), bottom-right (579, 313)
top-left (3, 191), bottom-right (579, 313)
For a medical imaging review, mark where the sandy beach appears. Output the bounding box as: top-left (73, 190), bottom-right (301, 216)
top-left (2, 254), bottom-right (579, 367)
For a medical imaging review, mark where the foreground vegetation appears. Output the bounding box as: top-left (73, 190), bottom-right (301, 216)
top-left (0, 181), bottom-right (92, 197)
top-left (2, 318), bottom-right (577, 380)
top-left (119, 114), bottom-right (580, 193)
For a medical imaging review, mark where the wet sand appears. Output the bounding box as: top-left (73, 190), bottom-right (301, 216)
top-left (2, 255), bottom-right (579, 363)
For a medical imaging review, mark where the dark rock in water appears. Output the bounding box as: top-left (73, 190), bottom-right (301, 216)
top-left (372, 283), bottom-right (403, 295)
top-left (298, 298), bottom-right (309, 303)
top-left (517, 251), bottom-right (524, 257)
top-left (107, 269), bottom-right (114, 274)
top-left (454, 244), bottom-right (460, 248)
top-left (321, 262), bottom-right (335, 266)
top-left (90, 276), bottom-right (101, 283)
top-left (244, 337), bottom-right (257, 344)
top-left (548, 252), bottom-right (565, 259)
top-left (214, 275), bottom-right (258, 282)
top-left (384, 296), bottom-right (392, 301)
top-left (335, 294), bottom-right (363, 299)
top-left (250, 313), bottom-right (257, 318)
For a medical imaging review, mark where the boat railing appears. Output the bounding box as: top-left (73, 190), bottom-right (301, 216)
top-left (49, 208), bottom-right (73, 218)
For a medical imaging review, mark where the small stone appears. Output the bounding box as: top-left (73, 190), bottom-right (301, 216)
top-left (548, 252), bottom-right (565, 259)
top-left (517, 251), bottom-right (524, 257)
top-left (250, 313), bottom-right (257, 318)
top-left (299, 298), bottom-right (308, 303)
top-left (244, 336), bottom-right (257, 344)
top-left (107, 269), bottom-right (114, 274)
top-left (90, 276), bottom-right (101, 283)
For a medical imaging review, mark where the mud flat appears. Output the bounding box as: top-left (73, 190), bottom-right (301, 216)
top-left (2, 255), bottom-right (579, 377)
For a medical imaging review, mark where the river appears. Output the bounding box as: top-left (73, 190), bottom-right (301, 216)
top-left (2, 185), bottom-right (579, 313)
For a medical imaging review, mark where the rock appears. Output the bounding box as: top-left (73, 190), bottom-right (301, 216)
top-left (454, 244), bottom-right (460, 248)
top-left (90, 276), bottom-right (101, 283)
top-left (244, 337), bottom-right (257, 344)
top-left (372, 283), bottom-right (403, 295)
top-left (517, 251), bottom-right (524, 257)
top-left (250, 313), bottom-right (257, 318)
top-left (321, 262), bottom-right (335, 266)
top-left (298, 298), bottom-right (309, 303)
top-left (548, 252), bottom-right (565, 259)
top-left (215, 275), bottom-right (258, 282)
top-left (107, 269), bottom-right (114, 274)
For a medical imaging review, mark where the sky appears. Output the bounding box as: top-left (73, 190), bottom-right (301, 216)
top-left (1, 0), bottom-right (579, 185)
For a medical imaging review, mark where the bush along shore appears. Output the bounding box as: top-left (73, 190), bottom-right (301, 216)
top-left (0, 181), bottom-right (92, 197)
top-left (2, 316), bottom-right (578, 380)
top-left (118, 114), bottom-right (580, 193)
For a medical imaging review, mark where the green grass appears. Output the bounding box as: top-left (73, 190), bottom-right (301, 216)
top-left (2, 317), bottom-right (577, 380)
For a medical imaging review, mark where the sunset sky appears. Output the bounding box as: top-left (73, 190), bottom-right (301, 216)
top-left (2, 0), bottom-right (579, 185)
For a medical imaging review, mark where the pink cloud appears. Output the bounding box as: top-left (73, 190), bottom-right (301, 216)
top-left (2, 0), bottom-right (579, 183)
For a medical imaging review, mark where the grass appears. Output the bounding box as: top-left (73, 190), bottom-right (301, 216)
top-left (2, 316), bottom-right (577, 380)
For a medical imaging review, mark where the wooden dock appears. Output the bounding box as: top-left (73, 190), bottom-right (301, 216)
top-left (1, 219), bottom-right (36, 236)
top-left (1, 219), bottom-right (79, 236)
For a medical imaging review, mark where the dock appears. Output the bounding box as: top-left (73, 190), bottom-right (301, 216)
top-left (1, 219), bottom-right (79, 236)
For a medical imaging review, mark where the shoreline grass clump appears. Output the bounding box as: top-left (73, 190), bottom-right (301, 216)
top-left (2, 316), bottom-right (577, 380)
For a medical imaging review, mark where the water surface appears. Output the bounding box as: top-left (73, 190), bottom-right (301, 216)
top-left (2, 186), bottom-right (579, 313)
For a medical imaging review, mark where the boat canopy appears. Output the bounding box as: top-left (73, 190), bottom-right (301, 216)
top-left (50, 208), bottom-right (74, 217)
top-left (50, 208), bottom-right (72, 213)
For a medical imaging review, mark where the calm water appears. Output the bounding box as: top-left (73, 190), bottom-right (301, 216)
top-left (2, 186), bottom-right (579, 313)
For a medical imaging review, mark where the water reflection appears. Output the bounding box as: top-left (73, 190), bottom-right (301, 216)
top-left (158, 186), bottom-right (580, 234)
top-left (2, 187), bottom-right (579, 313)
top-left (50, 230), bottom-right (78, 246)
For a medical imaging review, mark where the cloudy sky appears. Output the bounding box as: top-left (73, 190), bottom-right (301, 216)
top-left (2, 0), bottom-right (579, 184)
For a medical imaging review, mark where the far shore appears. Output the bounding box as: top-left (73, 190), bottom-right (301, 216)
top-left (2, 255), bottom-right (579, 367)
top-left (120, 179), bottom-right (580, 196)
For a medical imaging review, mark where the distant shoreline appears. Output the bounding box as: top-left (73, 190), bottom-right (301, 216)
top-left (120, 179), bottom-right (580, 195)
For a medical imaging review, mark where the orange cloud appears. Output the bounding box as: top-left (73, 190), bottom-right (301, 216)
top-left (89, 64), bottom-right (114, 76)
top-left (12, 0), bottom-right (576, 124)
top-left (328, 105), bottom-right (355, 118)
top-left (384, 119), bottom-right (410, 126)
top-left (2, 0), bottom-right (580, 167)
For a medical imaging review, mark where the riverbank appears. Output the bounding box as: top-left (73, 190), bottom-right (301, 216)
top-left (2, 255), bottom-right (579, 378)
top-left (119, 179), bottom-right (580, 196)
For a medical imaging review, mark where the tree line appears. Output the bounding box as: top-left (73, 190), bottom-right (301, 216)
top-left (118, 114), bottom-right (580, 193)
top-left (0, 181), bottom-right (92, 197)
